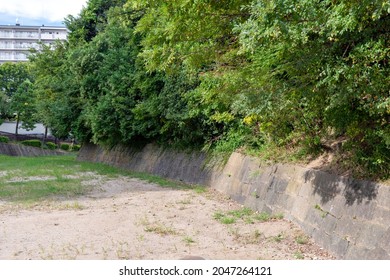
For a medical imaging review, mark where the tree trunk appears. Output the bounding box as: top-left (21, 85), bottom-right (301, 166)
top-left (15, 116), bottom-right (19, 135)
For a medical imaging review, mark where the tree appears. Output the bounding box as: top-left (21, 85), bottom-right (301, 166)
top-left (10, 79), bottom-right (37, 134)
top-left (27, 0), bottom-right (389, 179)
top-left (0, 62), bottom-right (35, 132)
top-left (0, 92), bottom-right (8, 124)
top-left (234, 0), bottom-right (390, 176)
top-left (0, 62), bottom-right (32, 114)
top-left (64, 0), bottom-right (127, 45)
top-left (31, 42), bottom-right (84, 140)
top-left (131, 0), bottom-right (251, 72)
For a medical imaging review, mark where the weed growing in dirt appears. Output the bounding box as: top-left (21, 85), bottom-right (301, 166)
top-left (228, 207), bottom-right (253, 218)
top-left (183, 236), bottom-right (195, 245)
top-left (144, 223), bottom-right (177, 235)
top-left (295, 235), bottom-right (309, 245)
top-left (213, 211), bottom-right (236, 224)
top-left (294, 250), bottom-right (304, 259)
top-left (254, 212), bottom-right (271, 222)
top-left (193, 186), bottom-right (207, 194)
top-left (221, 216), bottom-right (236, 224)
top-left (254, 229), bottom-right (262, 239)
top-left (177, 199), bottom-right (192, 205)
top-left (272, 233), bottom-right (284, 243)
top-left (228, 227), bottom-right (240, 239)
top-left (214, 207), bottom-right (284, 225)
top-left (254, 212), bottom-right (284, 222)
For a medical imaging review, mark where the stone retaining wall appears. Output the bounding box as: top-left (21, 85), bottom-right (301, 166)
top-left (78, 143), bottom-right (390, 259)
top-left (0, 142), bottom-right (64, 157)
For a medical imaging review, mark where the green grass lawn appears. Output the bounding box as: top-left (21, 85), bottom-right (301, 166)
top-left (0, 155), bottom-right (190, 203)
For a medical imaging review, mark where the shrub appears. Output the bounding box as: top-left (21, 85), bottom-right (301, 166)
top-left (60, 143), bottom-right (70, 151)
top-left (0, 136), bottom-right (9, 143)
top-left (72, 144), bottom-right (81, 151)
top-left (45, 142), bottom-right (57, 150)
top-left (21, 139), bottom-right (42, 148)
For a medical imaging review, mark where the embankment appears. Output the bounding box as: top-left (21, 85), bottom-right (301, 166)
top-left (0, 142), bottom-right (64, 157)
top-left (78, 143), bottom-right (390, 259)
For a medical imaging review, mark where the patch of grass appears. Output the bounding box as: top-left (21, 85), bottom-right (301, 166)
top-left (228, 227), bottom-right (240, 239)
top-left (213, 211), bottom-right (225, 220)
top-left (272, 213), bottom-right (284, 220)
top-left (213, 211), bottom-right (236, 224)
top-left (254, 212), bottom-right (271, 222)
top-left (0, 178), bottom-right (91, 203)
top-left (245, 229), bottom-right (264, 244)
top-left (254, 212), bottom-right (284, 222)
top-left (294, 250), bottom-right (304, 259)
top-left (0, 155), bottom-right (200, 203)
top-left (220, 216), bottom-right (236, 224)
top-left (228, 207), bottom-right (253, 218)
top-left (144, 224), bottom-right (177, 235)
top-left (0, 155), bottom-right (122, 179)
top-left (272, 233), bottom-right (284, 243)
top-left (137, 234), bottom-right (145, 242)
top-left (60, 202), bottom-right (85, 210)
top-left (193, 185), bottom-right (207, 194)
top-left (295, 235), bottom-right (309, 245)
top-left (244, 217), bottom-right (255, 224)
top-left (183, 236), bottom-right (195, 244)
top-left (177, 199), bottom-right (192, 205)
top-left (214, 207), bottom-right (284, 225)
top-left (254, 229), bottom-right (262, 239)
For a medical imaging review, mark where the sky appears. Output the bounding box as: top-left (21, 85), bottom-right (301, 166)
top-left (0, 0), bottom-right (87, 26)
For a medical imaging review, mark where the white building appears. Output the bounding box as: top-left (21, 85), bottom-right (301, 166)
top-left (0, 23), bottom-right (68, 63)
top-left (0, 120), bottom-right (51, 135)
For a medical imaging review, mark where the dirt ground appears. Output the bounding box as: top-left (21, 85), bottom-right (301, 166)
top-left (0, 176), bottom-right (335, 260)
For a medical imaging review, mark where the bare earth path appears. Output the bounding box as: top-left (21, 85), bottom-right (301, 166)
top-left (0, 176), bottom-right (334, 260)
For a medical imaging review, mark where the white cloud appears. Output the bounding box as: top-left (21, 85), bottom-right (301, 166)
top-left (0, 0), bottom-right (87, 22)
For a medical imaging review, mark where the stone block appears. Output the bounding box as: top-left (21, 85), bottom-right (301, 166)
top-left (372, 205), bottom-right (390, 225)
top-left (342, 179), bottom-right (379, 206)
top-left (305, 206), bottom-right (327, 228)
top-left (289, 197), bottom-right (313, 221)
top-left (345, 246), bottom-right (390, 260)
top-left (285, 181), bottom-right (301, 197)
top-left (264, 185), bottom-right (278, 205)
top-left (320, 215), bottom-right (338, 235)
top-left (310, 228), bottom-right (349, 258)
top-left (275, 193), bottom-right (295, 212)
top-left (342, 200), bottom-right (377, 220)
top-left (378, 227), bottom-right (390, 252)
top-left (303, 169), bottom-right (344, 204)
top-left (334, 217), bottom-right (365, 245)
top-left (376, 185), bottom-right (390, 208)
top-left (355, 223), bottom-right (387, 249)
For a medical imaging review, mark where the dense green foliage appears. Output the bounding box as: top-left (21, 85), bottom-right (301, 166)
top-left (72, 144), bottom-right (82, 152)
top-left (60, 143), bottom-right (70, 151)
top-left (0, 62), bottom-right (37, 130)
top-left (20, 139), bottom-right (42, 148)
top-left (45, 142), bottom-right (57, 150)
top-left (0, 136), bottom-right (9, 143)
top-left (27, 0), bottom-right (389, 179)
